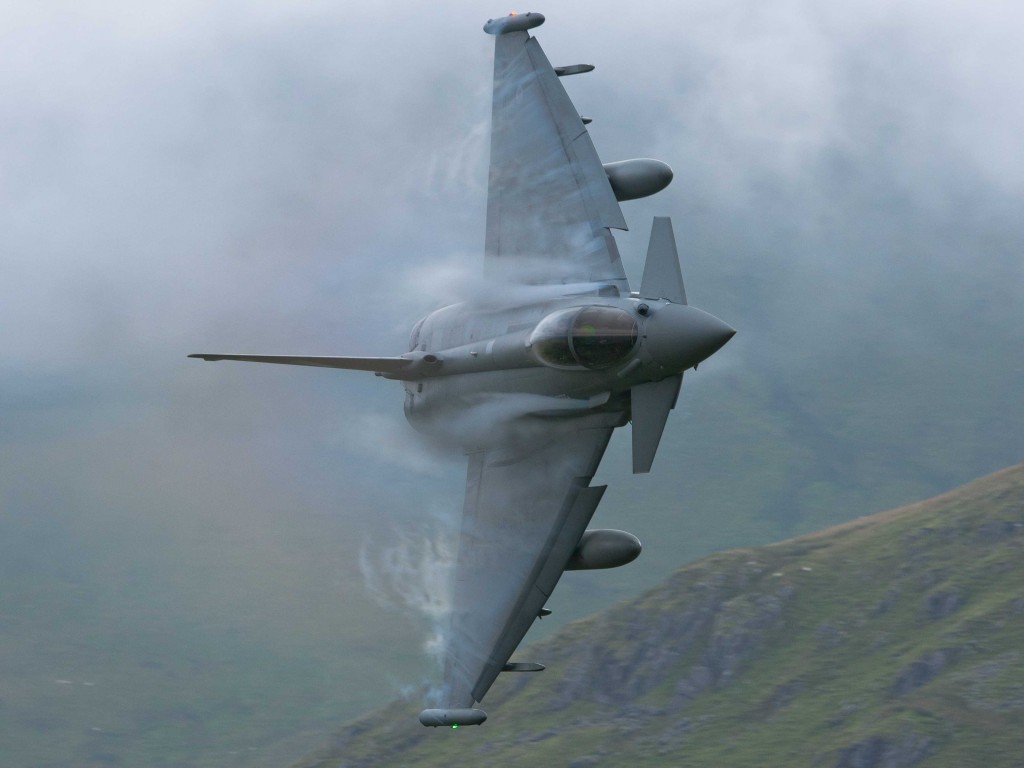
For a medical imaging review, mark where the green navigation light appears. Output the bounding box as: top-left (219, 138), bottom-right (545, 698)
top-left (452, 724), bottom-right (459, 729)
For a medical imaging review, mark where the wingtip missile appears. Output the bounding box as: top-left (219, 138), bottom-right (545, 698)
top-left (419, 708), bottom-right (488, 727)
top-left (483, 12), bottom-right (545, 35)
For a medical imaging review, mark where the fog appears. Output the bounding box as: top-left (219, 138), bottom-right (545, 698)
top-left (1, 1), bottom-right (1022, 764)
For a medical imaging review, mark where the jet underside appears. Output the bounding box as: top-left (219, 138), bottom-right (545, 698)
top-left (190, 10), bottom-right (734, 728)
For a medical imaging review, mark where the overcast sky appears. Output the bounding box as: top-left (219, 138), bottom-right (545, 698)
top-left (4, 0), bottom-right (1021, 494)
top-left (2, 1), bottom-right (1023, 759)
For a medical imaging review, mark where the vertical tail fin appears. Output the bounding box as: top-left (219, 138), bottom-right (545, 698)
top-left (631, 373), bottom-right (683, 473)
top-left (639, 217), bottom-right (687, 304)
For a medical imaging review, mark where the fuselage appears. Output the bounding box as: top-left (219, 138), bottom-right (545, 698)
top-left (396, 286), bottom-right (734, 440)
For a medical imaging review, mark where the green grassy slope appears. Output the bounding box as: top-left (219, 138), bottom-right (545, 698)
top-left (295, 462), bottom-right (1024, 768)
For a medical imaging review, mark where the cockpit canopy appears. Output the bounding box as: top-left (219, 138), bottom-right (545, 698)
top-left (529, 306), bottom-right (639, 370)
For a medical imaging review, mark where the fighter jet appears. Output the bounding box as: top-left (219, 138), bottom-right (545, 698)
top-left (190, 11), bottom-right (734, 728)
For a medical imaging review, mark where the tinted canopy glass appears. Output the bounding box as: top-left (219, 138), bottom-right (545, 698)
top-left (530, 306), bottom-right (638, 369)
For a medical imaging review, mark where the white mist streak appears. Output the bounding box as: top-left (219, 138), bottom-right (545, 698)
top-left (358, 513), bottom-right (457, 667)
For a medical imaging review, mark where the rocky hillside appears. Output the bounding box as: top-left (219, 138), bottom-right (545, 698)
top-left (294, 463), bottom-right (1024, 767)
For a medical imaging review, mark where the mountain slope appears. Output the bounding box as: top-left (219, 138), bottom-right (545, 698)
top-left (294, 462), bottom-right (1024, 767)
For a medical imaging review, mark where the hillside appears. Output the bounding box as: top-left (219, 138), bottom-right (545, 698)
top-left (294, 462), bottom-right (1024, 768)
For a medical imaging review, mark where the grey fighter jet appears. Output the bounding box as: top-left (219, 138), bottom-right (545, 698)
top-left (190, 11), bottom-right (734, 728)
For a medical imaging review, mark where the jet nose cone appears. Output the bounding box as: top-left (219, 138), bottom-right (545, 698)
top-left (695, 312), bottom-right (736, 360)
top-left (643, 304), bottom-right (735, 374)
